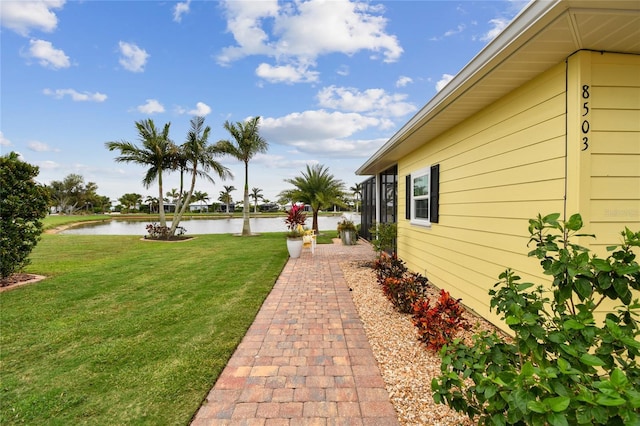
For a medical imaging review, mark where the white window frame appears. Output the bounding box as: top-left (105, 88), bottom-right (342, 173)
top-left (410, 166), bottom-right (431, 227)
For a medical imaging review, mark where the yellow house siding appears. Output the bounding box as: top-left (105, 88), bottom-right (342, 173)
top-left (397, 63), bottom-right (567, 326)
top-left (568, 52), bottom-right (640, 252)
top-left (392, 52), bottom-right (639, 330)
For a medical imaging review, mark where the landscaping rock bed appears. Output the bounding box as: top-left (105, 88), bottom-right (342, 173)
top-left (340, 260), bottom-right (502, 426)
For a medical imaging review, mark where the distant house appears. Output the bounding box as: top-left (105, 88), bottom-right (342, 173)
top-left (357, 0), bottom-right (640, 329)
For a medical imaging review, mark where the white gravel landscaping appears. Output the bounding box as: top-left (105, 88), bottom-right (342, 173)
top-left (341, 259), bottom-right (504, 426)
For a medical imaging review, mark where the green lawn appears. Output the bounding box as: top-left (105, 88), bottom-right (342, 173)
top-left (0, 233), bottom-right (289, 425)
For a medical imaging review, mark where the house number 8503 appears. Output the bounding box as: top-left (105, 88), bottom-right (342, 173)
top-left (581, 84), bottom-right (590, 151)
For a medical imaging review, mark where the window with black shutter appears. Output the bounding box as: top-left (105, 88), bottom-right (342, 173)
top-left (407, 164), bottom-right (440, 226)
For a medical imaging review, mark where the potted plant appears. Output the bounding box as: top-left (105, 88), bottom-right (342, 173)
top-left (284, 203), bottom-right (307, 258)
top-left (337, 218), bottom-right (357, 245)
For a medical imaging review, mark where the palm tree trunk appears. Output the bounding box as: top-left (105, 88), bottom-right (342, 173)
top-left (312, 209), bottom-right (319, 234)
top-left (170, 168), bottom-right (196, 236)
top-left (242, 161), bottom-right (251, 236)
top-left (158, 171), bottom-right (167, 228)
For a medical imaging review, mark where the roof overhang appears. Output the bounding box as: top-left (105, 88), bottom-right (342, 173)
top-left (356, 0), bottom-right (640, 176)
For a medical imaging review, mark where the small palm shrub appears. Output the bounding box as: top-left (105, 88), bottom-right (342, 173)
top-left (432, 213), bottom-right (640, 426)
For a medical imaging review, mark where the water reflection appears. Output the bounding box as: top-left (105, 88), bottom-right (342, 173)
top-left (60, 215), bottom-right (361, 235)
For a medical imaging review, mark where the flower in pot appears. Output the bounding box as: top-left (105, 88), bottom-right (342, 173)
top-left (284, 203), bottom-right (307, 258)
top-left (337, 218), bottom-right (357, 245)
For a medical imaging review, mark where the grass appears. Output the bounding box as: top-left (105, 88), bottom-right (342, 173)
top-left (0, 233), bottom-right (289, 425)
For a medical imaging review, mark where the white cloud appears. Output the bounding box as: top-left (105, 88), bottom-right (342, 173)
top-left (118, 41), bottom-right (149, 73)
top-left (444, 24), bottom-right (466, 37)
top-left (317, 86), bottom-right (416, 118)
top-left (0, 0), bottom-right (65, 36)
top-left (0, 131), bottom-right (11, 146)
top-left (137, 99), bottom-right (165, 114)
top-left (336, 65), bottom-right (349, 76)
top-left (43, 88), bottom-right (107, 102)
top-left (480, 18), bottom-right (509, 42)
top-left (217, 0), bottom-right (402, 84)
top-left (173, 0), bottom-right (191, 23)
top-left (28, 141), bottom-right (59, 152)
top-left (256, 63), bottom-right (319, 84)
top-left (395, 76), bottom-right (413, 88)
top-left (260, 110), bottom-right (387, 157)
top-left (435, 74), bottom-right (454, 92)
top-left (24, 39), bottom-right (70, 69)
top-left (36, 160), bottom-right (61, 170)
top-left (262, 110), bottom-right (379, 140)
top-left (188, 102), bottom-right (212, 116)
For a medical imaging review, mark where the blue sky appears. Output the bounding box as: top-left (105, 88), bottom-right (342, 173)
top-left (1, 0), bottom-right (528, 203)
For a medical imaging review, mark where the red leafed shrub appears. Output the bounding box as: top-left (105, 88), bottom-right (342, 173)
top-left (383, 273), bottom-right (430, 314)
top-left (411, 289), bottom-right (470, 351)
top-left (373, 252), bottom-right (407, 285)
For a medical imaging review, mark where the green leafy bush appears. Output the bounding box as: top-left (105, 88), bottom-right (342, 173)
top-left (412, 289), bottom-right (470, 351)
top-left (432, 213), bottom-right (640, 426)
top-left (369, 221), bottom-right (397, 254)
top-left (0, 152), bottom-right (49, 279)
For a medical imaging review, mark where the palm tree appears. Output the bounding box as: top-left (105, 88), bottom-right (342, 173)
top-left (250, 187), bottom-right (263, 213)
top-left (166, 188), bottom-right (180, 204)
top-left (118, 193), bottom-right (143, 212)
top-left (219, 185), bottom-right (236, 214)
top-left (144, 195), bottom-right (158, 213)
top-left (169, 116), bottom-right (231, 235)
top-left (350, 183), bottom-right (362, 213)
top-left (192, 190), bottom-right (209, 212)
top-left (216, 116), bottom-right (268, 236)
top-left (279, 164), bottom-right (346, 233)
top-left (105, 119), bottom-right (175, 227)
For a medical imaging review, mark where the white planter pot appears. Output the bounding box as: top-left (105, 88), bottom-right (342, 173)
top-left (286, 238), bottom-right (304, 258)
top-left (341, 230), bottom-right (356, 245)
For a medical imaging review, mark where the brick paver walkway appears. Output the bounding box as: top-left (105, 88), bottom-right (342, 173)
top-left (191, 239), bottom-right (399, 426)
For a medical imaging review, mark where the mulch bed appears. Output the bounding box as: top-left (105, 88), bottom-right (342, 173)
top-left (0, 273), bottom-right (46, 292)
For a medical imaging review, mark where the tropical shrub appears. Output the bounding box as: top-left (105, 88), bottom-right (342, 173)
top-left (337, 218), bottom-right (358, 244)
top-left (373, 252), bottom-right (407, 285)
top-left (383, 272), bottom-right (430, 314)
top-left (432, 213), bottom-right (640, 426)
top-left (284, 203), bottom-right (307, 237)
top-left (145, 223), bottom-right (186, 239)
top-left (369, 221), bottom-right (397, 254)
top-left (0, 152), bottom-right (49, 279)
top-left (412, 289), bottom-right (470, 351)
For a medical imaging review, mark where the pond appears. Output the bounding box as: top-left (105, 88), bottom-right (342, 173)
top-left (60, 215), bottom-right (361, 236)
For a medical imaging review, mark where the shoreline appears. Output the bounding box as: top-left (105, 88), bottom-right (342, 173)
top-left (44, 219), bottom-right (110, 234)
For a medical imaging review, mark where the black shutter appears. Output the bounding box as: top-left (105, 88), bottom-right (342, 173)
top-left (405, 174), bottom-right (411, 220)
top-left (430, 164), bottom-right (439, 223)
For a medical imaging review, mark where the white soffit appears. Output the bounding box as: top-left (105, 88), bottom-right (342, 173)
top-left (357, 0), bottom-right (640, 176)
